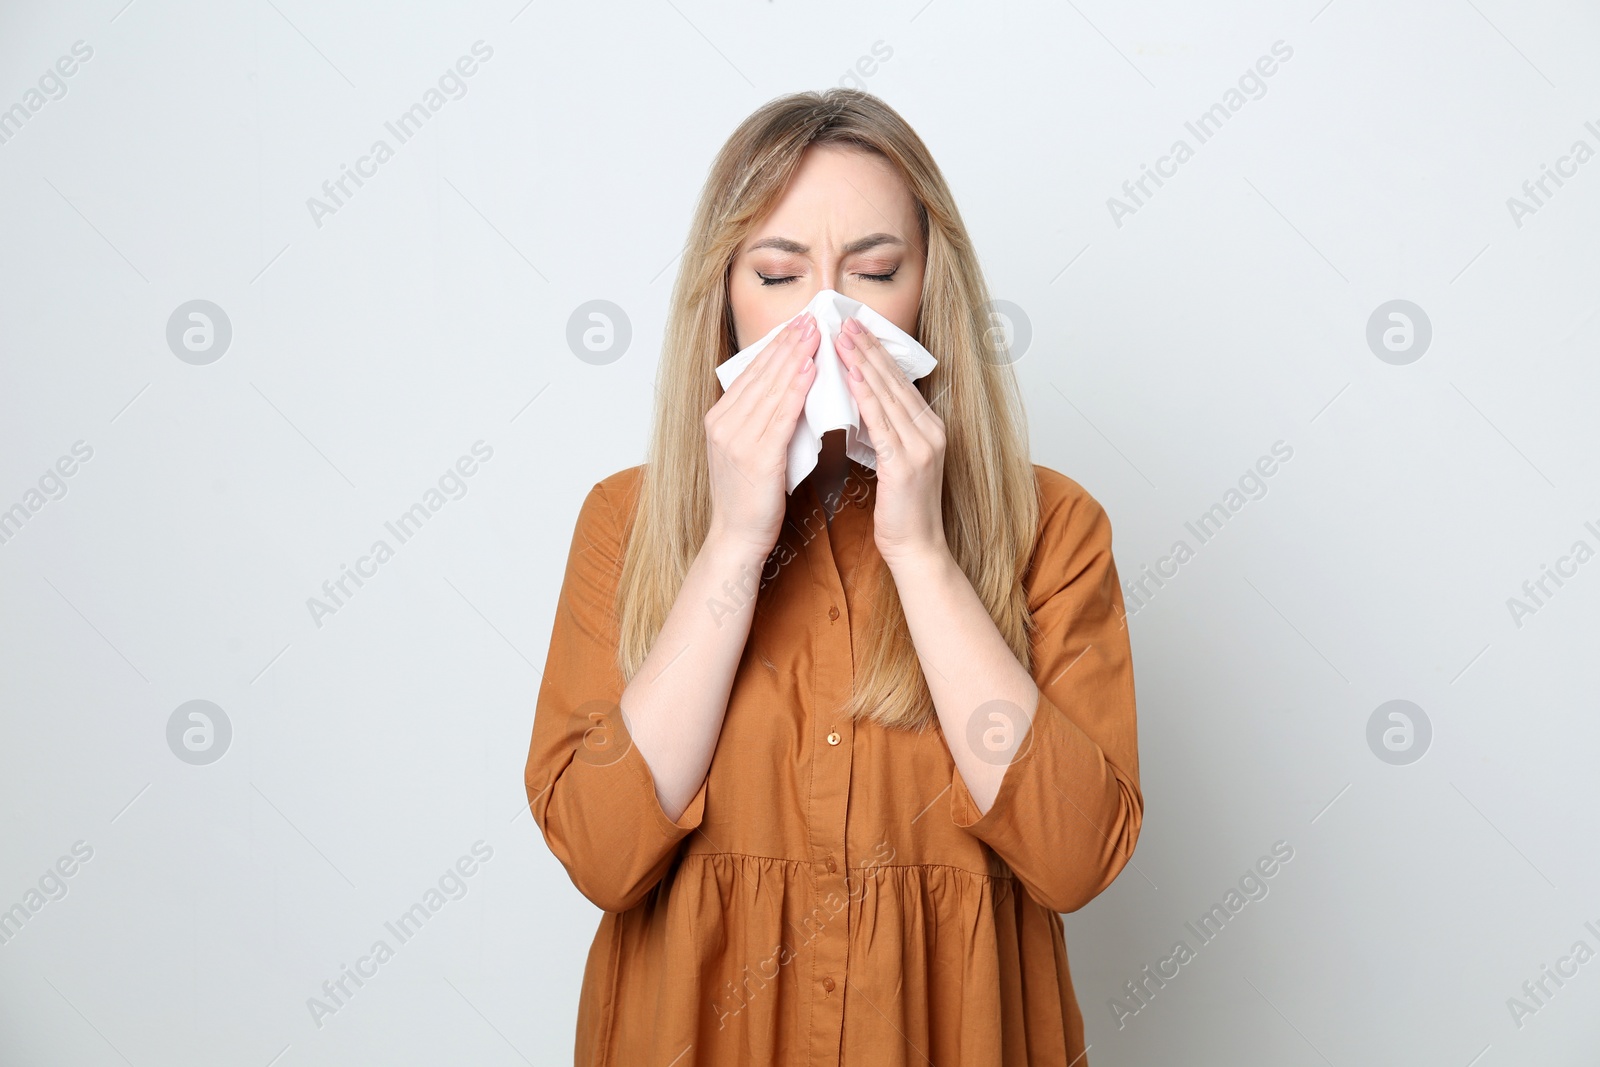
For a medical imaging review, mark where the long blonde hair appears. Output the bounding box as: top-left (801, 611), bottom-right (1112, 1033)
top-left (616, 88), bottom-right (1041, 731)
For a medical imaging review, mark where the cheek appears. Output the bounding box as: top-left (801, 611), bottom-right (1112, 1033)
top-left (727, 279), bottom-right (761, 350)
top-left (729, 278), bottom-right (811, 350)
top-left (870, 265), bottom-right (923, 335)
top-left (882, 290), bottom-right (921, 337)
top-left (729, 299), bottom-right (784, 352)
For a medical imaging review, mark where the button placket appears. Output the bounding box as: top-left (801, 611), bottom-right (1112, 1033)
top-left (799, 473), bottom-right (857, 1065)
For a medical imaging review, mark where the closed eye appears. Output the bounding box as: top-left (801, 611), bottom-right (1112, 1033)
top-left (757, 269), bottom-right (898, 286)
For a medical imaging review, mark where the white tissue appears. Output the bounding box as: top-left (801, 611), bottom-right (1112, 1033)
top-left (715, 288), bottom-right (937, 495)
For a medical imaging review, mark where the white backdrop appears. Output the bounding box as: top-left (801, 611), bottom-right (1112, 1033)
top-left (2, 0), bottom-right (1598, 1063)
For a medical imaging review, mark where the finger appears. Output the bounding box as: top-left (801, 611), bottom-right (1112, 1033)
top-left (840, 318), bottom-right (930, 424)
top-left (731, 315), bottom-right (819, 439)
top-left (850, 321), bottom-right (945, 449)
top-left (721, 313), bottom-right (810, 409)
top-left (841, 337), bottom-right (902, 462)
top-left (839, 322), bottom-right (924, 451)
top-left (718, 314), bottom-right (814, 445)
top-left (708, 316), bottom-right (813, 485)
top-left (712, 341), bottom-right (812, 494)
top-left (757, 344), bottom-right (816, 451)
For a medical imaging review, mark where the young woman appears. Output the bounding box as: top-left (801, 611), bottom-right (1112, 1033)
top-left (525, 89), bottom-right (1142, 1066)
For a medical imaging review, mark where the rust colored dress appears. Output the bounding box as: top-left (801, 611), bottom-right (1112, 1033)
top-left (525, 461), bottom-right (1142, 1066)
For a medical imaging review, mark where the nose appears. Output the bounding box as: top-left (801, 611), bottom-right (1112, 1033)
top-left (791, 279), bottom-right (832, 315)
top-left (786, 252), bottom-right (841, 315)
top-left (812, 244), bottom-right (850, 297)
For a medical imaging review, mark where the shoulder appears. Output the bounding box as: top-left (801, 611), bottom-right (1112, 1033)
top-left (1025, 463), bottom-right (1116, 596)
top-left (591, 464), bottom-right (646, 509)
top-left (570, 464), bottom-right (646, 549)
top-left (1031, 463), bottom-right (1113, 541)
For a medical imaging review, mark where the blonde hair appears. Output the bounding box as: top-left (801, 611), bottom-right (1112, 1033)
top-left (616, 88), bottom-right (1041, 731)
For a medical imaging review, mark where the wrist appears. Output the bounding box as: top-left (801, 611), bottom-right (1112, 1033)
top-left (702, 525), bottom-right (776, 571)
top-left (880, 537), bottom-right (953, 576)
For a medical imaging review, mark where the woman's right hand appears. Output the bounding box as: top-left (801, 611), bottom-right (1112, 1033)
top-left (704, 311), bottom-right (819, 558)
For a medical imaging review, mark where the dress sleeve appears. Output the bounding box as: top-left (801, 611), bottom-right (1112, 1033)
top-left (524, 477), bottom-right (709, 913)
top-left (947, 482), bottom-right (1143, 914)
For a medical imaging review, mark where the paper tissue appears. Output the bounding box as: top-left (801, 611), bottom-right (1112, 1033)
top-left (715, 288), bottom-right (936, 494)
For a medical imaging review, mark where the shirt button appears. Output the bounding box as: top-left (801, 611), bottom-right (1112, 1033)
top-left (826, 729), bottom-right (841, 746)
top-left (825, 856), bottom-right (837, 873)
top-left (827, 605), bottom-right (839, 621)
top-left (822, 977), bottom-right (835, 993)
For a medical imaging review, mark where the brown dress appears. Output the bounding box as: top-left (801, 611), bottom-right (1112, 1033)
top-left (525, 461), bottom-right (1142, 1066)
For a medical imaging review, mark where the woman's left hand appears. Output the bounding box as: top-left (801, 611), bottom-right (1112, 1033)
top-left (836, 316), bottom-right (948, 568)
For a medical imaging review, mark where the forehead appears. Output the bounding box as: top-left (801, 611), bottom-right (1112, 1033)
top-left (745, 144), bottom-right (918, 247)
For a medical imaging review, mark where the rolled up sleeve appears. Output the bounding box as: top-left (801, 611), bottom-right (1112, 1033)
top-left (524, 477), bottom-right (708, 913)
top-left (949, 481), bottom-right (1143, 914)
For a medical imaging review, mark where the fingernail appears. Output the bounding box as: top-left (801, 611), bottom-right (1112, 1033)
top-left (837, 328), bottom-right (855, 349)
top-left (844, 317), bottom-right (862, 334)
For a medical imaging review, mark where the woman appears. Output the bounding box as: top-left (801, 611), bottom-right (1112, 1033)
top-left (525, 89), bottom-right (1142, 1066)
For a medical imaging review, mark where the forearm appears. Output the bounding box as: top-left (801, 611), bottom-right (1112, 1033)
top-left (887, 545), bottom-right (1039, 813)
top-left (621, 531), bottom-right (769, 820)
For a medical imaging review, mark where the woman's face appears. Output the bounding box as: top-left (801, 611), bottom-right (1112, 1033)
top-left (728, 144), bottom-right (926, 351)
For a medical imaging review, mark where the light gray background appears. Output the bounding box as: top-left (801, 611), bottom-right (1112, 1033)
top-left (2, 0), bottom-right (1597, 1064)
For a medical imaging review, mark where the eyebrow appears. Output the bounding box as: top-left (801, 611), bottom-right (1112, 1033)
top-left (746, 232), bottom-right (905, 256)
